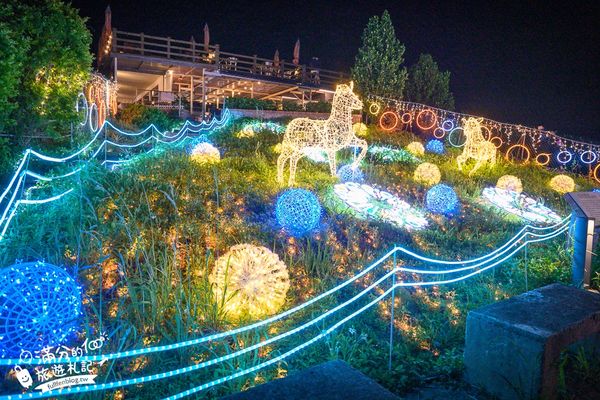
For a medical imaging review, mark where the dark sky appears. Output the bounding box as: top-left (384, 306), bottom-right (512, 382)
top-left (71, 0), bottom-right (599, 139)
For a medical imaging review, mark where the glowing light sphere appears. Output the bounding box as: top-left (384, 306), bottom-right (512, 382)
top-left (352, 122), bottom-right (368, 137)
top-left (190, 142), bottom-right (220, 164)
top-left (0, 262), bottom-right (82, 357)
top-left (333, 182), bottom-right (428, 230)
top-left (210, 244), bottom-right (290, 320)
top-left (337, 164), bottom-right (365, 183)
top-left (425, 139), bottom-right (445, 155)
top-left (549, 174), bottom-right (575, 194)
top-left (496, 175), bottom-right (523, 193)
top-left (275, 188), bottom-right (322, 236)
top-left (413, 162), bottom-right (441, 186)
top-left (406, 141), bottom-right (425, 156)
top-left (426, 184), bottom-right (460, 215)
top-left (482, 188), bottom-right (562, 224)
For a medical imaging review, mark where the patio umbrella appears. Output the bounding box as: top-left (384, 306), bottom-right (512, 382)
top-left (274, 49), bottom-right (280, 68)
top-left (203, 23), bottom-right (210, 52)
top-left (293, 39), bottom-right (300, 65)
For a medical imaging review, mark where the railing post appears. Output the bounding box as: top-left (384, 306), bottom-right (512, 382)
top-left (301, 65), bottom-right (306, 84)
top-left (252, 55), bottom-right (257, 73)
top-left (167, 37), bottom-right (171, 58)
top-left (191, 39), bottom-right (196, 62)
top-left (214, 44), bottom-right (220, 67)
top-left (388, 247), bottom-right (397, 371)
top-left (112, 28), bottom-right (117, 53)
top-left (140, 32), bottom-right (145, 55)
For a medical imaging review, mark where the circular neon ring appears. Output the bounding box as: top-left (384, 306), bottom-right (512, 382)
top-left (369, 102), bottom-right (381, 115)
top-left (379, 111), bottom-right (399, 132)
top-left (441, 119), bottom-right (455, 132)
top-left (556, 150), bottom-right (573, 164)
top-left (505, 144), bottom-right (531, 163)
top-left (89, 103), bottom-right (99, 132)
top-left (481, 125), bottom-right (492, 140)
top-left (76, 93), bottom-right (88, 127)
top-left (433, 127), bottom-right (446, 139)
top-left (535, 153), bottom-right (551, 166)
top-left (401, 112), bottom-right (412, 124)
top-left (416, 109), bottom-right (437, 130)
top-left (580, 150), bottom-right (597, 165)
top-left (448, 127), bottom-right (466, 148)
top-left (490, 136), bottom-right (503, 149)
top-left (594, 164), bottom-right (600, 183)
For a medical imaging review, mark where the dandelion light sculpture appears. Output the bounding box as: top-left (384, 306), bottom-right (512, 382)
top-left (210, 244), bottom-right (290, 320)
top-left (496, 175), bottom-right (523, 193)
top-left (413, 162), bottom-right (441, 186)
top-left (456, 117), bottom-right (496, 175)
top-left (190, 142), bottom-right (220, 164)
top-left (406, 141), bottom-right (425, 156)
top-left (549, 174), bottom-right (575, 194)
top-left (276, 82), bottom-right (368, 186)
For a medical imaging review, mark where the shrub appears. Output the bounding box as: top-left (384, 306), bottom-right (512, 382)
top-left (225, 97), bottom-right (277, 110)
top-left (306, 101), bottom-right (332, 113)
top-left (116, 103), bottom-right (179, 131)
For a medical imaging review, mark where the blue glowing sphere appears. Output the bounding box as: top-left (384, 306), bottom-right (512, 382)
top-left (425, 140), bottom-right (445, 155)
top-left (426, 184), bottom-right (459, 215)
top-left (275, 189), bottom-right (322, 236)
top-left (0, 262), bottom-right (82, 357)
top-left (337, 164), bottom-right (365, 183)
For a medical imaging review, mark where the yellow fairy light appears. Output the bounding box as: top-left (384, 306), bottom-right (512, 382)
top-left (413, 162), bottom-right (441, 186)
top-left (496, 175), bottom-right (523, 193)
top-left (456, 117), bottom-right (496, 175)
top-left (406, 141), bottom-right (425, 156)
top-left (549, 174), bottom-right (575, 194)
top-left (352, 122), bottom-right (368, 137)
top-left (277, 82), bottom-right (368, 186)
top-left (210, 244), bottom-right (290, 320)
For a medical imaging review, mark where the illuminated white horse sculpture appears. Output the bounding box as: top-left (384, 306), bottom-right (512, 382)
top-left (277, 83), bottom-right (368, 186)
top-left (457, 117), bottom-right (496, 176)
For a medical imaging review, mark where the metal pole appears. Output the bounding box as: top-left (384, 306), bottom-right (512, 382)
top-left (388, 247), bottom-right (396, 371)
top-left (524, 245), bottom-right (528, 292)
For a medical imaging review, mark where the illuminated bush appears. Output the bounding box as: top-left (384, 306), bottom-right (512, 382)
top-left (0, 262), bottom-right (82, 357)
top-left (496, 175), bottom-right (523, 193)
top-left (413, 162), bottom-right (441, 186)
top-left (275, 188), bottom-right (322, 236)
top-left (549, 174), bottom-right (575, 194)
top-left (352, 122), bottom-right (368, 137)
top-left (337, 164), bottom-right (365, 183)
top-left (425, 139), bottom-right (445, 154)
top-left (406, 141), bottom-right (425, 156)
top-left (210, 244), bottom-right (290, 320)
top-left (426, 184), bottom-right (459, 215)
top-left (190, 142), bottom-right (220, 164)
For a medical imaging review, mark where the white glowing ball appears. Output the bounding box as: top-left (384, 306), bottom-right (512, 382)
top-left (496, 175), bottom-right (523, 193)
top-left (210, 244), bottom-right (290, 320)
top-left (413, 162), bottom-right (441, 186)
top-left (549, 174), bottom-right (575, 194)
top-left (406, 141), bottom-right (425, 156)
top-left (352, 122), bottom-right (368, 137)
top-left (190, 142), bottom-right (220, 164)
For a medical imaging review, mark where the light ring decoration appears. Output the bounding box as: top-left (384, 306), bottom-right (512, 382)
top-left (379, 111), bottom-right (399, 131)
top-left (448, 127), bottom-right (466, 148)
top-left (400, 112), bottom-right (413, 124)
top-left (490, 136), bottom-right (504, 149)
top-left (556, 150), bottom-right (573, 165)
top-left (441, 119), bottom-right (455, 132)
top-left (535, 153), bottom-right (551, 166)
top-left (88, 103), bottom-right (99, 132)
top-left (75, 92), bottom-right (88, 127)
top-left (505, 144), bottom-right (531, 164)
top-left (594, 163), bottom-right (600, 183)
top-left (579, 150), bottom-right (597, 165)
top-left (433, 127), bottom-right (446, 139)
top-left (415, 109), bottom-right (437, 130)
top-left (368, 102), bottom-right (381, 115)
top-left (481, 125), bottom-right (492, 140)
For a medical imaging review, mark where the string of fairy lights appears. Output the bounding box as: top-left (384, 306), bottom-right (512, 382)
top-left (367, 96), bottom-right (600, 182)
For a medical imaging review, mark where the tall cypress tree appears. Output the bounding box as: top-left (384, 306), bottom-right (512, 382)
top-left (406, 54), bottom-right (455, 110)
top-left (351, 10), bottom-right (407, 98)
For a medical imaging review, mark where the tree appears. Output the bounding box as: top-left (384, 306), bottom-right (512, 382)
top-left (351, 10), bottom-right (408, 99)
top-left (405, 54), bottom-right (455, 110)
top-left (0, 0), bottom-right (92, 143)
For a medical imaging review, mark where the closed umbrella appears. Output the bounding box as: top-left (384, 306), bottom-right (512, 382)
top-left (274, 49), bottom-right (280, 75)
top-left (203, 23), bottom-right (210, 52)
top-left (293, 38), bottom-right (300, 65)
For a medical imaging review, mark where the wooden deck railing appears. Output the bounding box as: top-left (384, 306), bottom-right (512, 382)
top-left (112, 29), bottom-right (348, 88)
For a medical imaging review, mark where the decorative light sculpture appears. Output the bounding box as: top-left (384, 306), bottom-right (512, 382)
top-left (337, 164), bottom-right (365, 183)
top-left (333, 182), bottom-right (428, 230)
top-left (413, 162), bottom-right (441, 186)
top-left (302, 147), bottom-right (329, 163)
top-left (456, 117), bottom-right (496, 175)
top-left (190, 142), bottom-right (220, 164)
top-left (426, 184), bottom-right (460, 215)
top-left (406, 141), bottom-right (425, 156)
top-left (277, 83), bottom-right (368, 186)
top-left (496, 175), bottom-right (523, 193)
top-left (425, 139), bottom-right (445, 155)
top-left (549, 174), bottom-right (575, 194)
top-left (210, 244), bottom-right (290, 320)
top-left (0, 262), bottom-right (82, 357)
top-left (275, 188), bottom-right (322, 236)
top-left (352, 122), bottom-right (368, 137)
top-left (482, 187), bottom-right (562, 224)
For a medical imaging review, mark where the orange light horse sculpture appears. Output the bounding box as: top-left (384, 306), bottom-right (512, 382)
top-left (456, 117), bottom-right (496, 176)
top-left (277, 82), bottom-right (368, 186)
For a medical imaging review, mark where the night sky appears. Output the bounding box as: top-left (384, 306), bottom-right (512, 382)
top-left (71, 0), bottom-right (599, 139)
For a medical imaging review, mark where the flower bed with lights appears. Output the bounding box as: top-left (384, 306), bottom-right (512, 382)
top-left (481, 187), bottom-right (563, 224)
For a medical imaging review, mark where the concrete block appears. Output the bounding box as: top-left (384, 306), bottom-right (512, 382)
top-left (464, 283), bottom-right (600, 400)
